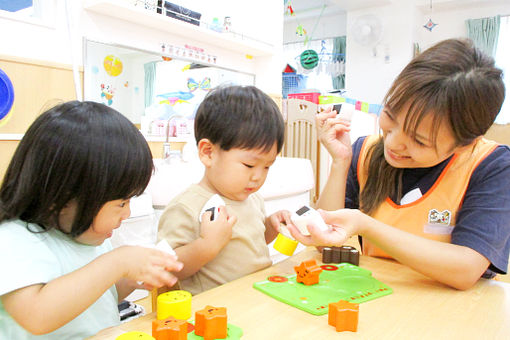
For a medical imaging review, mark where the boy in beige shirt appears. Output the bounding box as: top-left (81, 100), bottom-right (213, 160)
top-left (158, 85), bottom-right (292, 295)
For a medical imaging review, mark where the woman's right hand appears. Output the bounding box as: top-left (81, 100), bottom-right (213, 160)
top-left (316, 109), bottom-right (352, 162)
top-left (286, 208), bottom-right (364, 247)
top-left (116, 246), bottom-right (183, 289)
top-left (199, 206), bottom-right (237, 250)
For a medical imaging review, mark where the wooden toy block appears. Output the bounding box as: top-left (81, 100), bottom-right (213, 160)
top-left (328, 300), bottom-right (359, 332)
top-left (194, 305), bottom-right (228, 340)
top-left (322, 246), bottom-right (360, 266)
top-left (294, 259), bottom-right (323, 285)
top-left (152, 317), bottom-right (187, 340)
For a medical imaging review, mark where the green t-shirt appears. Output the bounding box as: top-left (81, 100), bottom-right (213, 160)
top-left (0, 220), bottom-right (120, 339)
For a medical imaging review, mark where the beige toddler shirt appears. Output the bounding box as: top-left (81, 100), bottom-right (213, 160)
top-left (158, 184), bottom-right (272, 295)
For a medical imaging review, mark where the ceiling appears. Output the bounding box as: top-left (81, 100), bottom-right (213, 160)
top-left (285, 0), bottom-right (509, 21)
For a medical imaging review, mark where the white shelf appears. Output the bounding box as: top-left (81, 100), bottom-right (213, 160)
top-left (83, 0), bottom-right (275, 57)
top-left (0, 133), bottom-right (24, 141)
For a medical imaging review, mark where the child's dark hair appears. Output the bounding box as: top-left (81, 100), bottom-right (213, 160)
top-left (360, 38), bottom-right (505, 214)
top-left (0, 101), bottom-right (153, 237)
top-left (194, 85), bottom-right (285, 153)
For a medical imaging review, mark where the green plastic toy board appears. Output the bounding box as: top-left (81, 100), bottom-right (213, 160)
top-left (253, 263), bottom-right (392, 315)
top-left (187, 321), bottom-right (243, 340)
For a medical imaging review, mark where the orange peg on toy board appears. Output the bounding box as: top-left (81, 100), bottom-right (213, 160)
top-left (294, 259), bottom-right (323, 285)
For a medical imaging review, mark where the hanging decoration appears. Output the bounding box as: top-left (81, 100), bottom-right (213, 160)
top-left (295, 4), bottom-right (327, 71)
top-left (285, 0), bottom-right (294, 16)
top-left (300, 49), bottom-right (319, 70)
top-left (423, 0), bottom-right (438, 32)
top-left (292, 43), bottom-right (345, 76)
top-left (296, 24), bottom-right (307, 37)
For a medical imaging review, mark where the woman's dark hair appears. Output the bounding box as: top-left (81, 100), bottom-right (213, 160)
top-left (194, 85), bottom-right (285, 153)
top-left (0, 101), bottom-right (153, 237)
top-left (361, 38), bottom-right (505, 214)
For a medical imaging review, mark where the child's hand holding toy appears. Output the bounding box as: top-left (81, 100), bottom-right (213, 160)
top-left (114, 245), bottom-right (183, 290)
top-left (199, 205), bottom-right (238, 252)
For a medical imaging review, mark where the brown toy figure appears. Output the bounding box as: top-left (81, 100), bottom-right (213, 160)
top-left (322, 246), bottom-right (360, 266)
top-left (194, 305), bottom-right (228, 340)
top-left (152, 316), bottom-right (187, 340)
top-left (294, 259), bottom-right (323, 285)
top-left (328, 300), bottom-right (359, 332)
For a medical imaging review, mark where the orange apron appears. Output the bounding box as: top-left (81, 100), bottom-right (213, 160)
top-left (357, 135), bottom-right (498, 258)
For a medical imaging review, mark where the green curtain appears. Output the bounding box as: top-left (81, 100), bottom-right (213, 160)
top-left (332, 36), bottom-right (346, 89)
top-left (144, 61), bottom-right (158, 108)
top-left (466, 15), bottom-right (500, 57)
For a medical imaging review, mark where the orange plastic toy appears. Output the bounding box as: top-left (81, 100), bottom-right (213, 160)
top-left (328, 300), bottom-right (359, 332)
top-left (294, 259), bottom-right (323, 285)
top-left (152, 316), bottom-right (187, 340)
top-left (194, 305), bottom-right (228, 340)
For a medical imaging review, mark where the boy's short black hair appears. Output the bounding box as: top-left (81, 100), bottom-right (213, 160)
top-left (194, 85), bottom-right (285, 153)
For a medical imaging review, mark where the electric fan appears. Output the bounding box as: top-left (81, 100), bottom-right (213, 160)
top-left (350, 14), bottom-right (383, 47)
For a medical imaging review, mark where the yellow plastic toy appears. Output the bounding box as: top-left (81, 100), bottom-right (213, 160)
top-left (157, 290), bottom-right (192, 320)
top-left (115, 331), bottom-right (155, 339)
top-left (273, 232), bottom-right (298, 256)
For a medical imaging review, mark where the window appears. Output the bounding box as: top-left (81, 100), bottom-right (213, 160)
top-left (0, 0), bottom-right (55, 27)
top-left (0, 0), bottom-right (33, 13)
top-left (283, 39), bottom-right (345, 94)
top-left (495, 16), bottom-right (510, 124)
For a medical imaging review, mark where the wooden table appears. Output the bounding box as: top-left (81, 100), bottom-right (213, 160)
top-left (89, 247), bottom-right (510, 339)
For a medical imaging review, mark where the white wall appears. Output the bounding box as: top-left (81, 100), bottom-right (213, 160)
top-left (346, 0), bottom-right (417, 104)
top-left (346, 1), bottom-right (510, 105)
top-left (0, 0), bottom-right (283, 95)
top-left (417, 3), bottom-right (510, 50)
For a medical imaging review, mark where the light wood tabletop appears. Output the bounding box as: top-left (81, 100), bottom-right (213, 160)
top-left (89, 247), bottom-right (510, 339)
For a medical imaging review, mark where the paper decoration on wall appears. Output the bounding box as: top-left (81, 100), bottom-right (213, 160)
top-left (0, 68), bottom-right (14, 127)
top-left (100, 84), bottom-right (115, 106)
top-left (157, 78), bottom-right (211, 106)
top-left (300, 49), bottom-right (319, 70)
top-left (161, 43), bottom-right (217, 65)
top-left (91, 66), bottom-right (99, 74)
top-left (157, 91), bottom-right (194, 105)
top-left (124, 81), bottom-right (129, 88)
top-left (188, 77), bottom-right (211, 92)
top-left (103, 55), bottom-right (123, 77)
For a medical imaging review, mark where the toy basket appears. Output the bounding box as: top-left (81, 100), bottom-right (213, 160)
top-left (282, 73), bottom-right (306, 98)
top-left (288, 92), bottom-right (320, 104)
